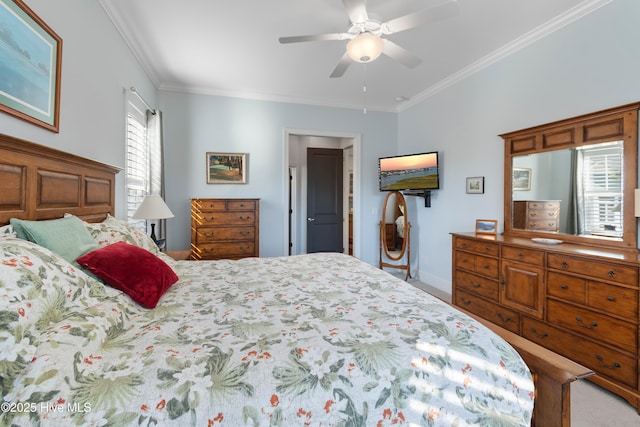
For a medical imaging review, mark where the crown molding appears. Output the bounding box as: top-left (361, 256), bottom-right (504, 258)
top-left (398, 0), bottom-right (614, 112)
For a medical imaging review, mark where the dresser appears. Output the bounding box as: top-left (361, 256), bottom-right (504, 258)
top-left (191, 198), bottom-right (259, 260)
top-left (513, 200), bottom-right (560, 232)
top-left (451, 232), bottom-right (640, 412)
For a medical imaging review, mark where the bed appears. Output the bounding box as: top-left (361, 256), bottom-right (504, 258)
top-left (0, 133), bottom-right (590, 426)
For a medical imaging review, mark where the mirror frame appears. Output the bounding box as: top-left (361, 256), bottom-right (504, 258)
top-left (381, 191), bottom-right (408, 261)
top-left (501, 102), bottom-right (640, 250)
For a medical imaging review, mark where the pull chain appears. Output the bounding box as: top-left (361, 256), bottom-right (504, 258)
top-left (362, 63), bottom-right (368, 115)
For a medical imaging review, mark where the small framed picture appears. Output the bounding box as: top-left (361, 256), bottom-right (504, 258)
top-left (475, 219), bottom-right (498, 235)
top-left (206, 152), bottom-right (247, 184)
top-left (466, 176), bottom-right (484, 194)
top-left (513, 168), bottom-right (531, 191)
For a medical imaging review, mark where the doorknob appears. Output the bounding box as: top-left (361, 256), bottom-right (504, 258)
top-left (307, 217), bottom-right (315, 222)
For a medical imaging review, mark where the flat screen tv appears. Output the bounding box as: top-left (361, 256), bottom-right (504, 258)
top-left (378, 151), bottom-right (440, 191)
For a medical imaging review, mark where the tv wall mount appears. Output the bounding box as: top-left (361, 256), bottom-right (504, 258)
top-left (403, 189), bottom-right (432, 207)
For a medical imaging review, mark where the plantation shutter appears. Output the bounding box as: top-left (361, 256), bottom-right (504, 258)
top-left (126, 99), bottom-right (149, 231)
top-left (581, 143), bottom-right (623, 237)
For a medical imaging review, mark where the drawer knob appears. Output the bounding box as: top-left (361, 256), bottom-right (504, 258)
top-left (473, 282), bottom-right (482, 289)
top-left (561, 261), bottom-right (569, 269)
top-left (497, 313), bottom-right (514, 324)
top-left (517, 252), bottom-right (524, 259)
top-left (461, 242), bottom-right (468, 248)
top-left (607, 296), bottom-right (615, 302)
top-left (608, 269), bottom-right (616, 278)
top-left (530, 327), bottom-right (548, 339)
top-left (482, 264), bottom-right (490, 270)
top-left (484, 246), bottom-right (491, 253)
top-left (576, 316), bottom-right (598, 329)
top-left (560, 284), bottom-right (568, 289)
top-left (595, 354), bottom-right (621, 370)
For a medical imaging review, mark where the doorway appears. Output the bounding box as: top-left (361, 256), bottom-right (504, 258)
top-left (284, 130), bottom-right (360, 257)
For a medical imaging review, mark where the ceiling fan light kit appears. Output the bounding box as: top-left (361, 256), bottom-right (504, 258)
top-left (278, 0), bottom-right (459, 77)
top-left (347, 33), bottom-right (384, 63)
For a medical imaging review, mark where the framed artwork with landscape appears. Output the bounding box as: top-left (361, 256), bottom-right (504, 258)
top-left (206, 152), bottom-right (247, 184)
top-left (466, 176), bottom-right (484, 194)
top-left (475, 219), bottom-right (498, 235)
top-left (513, 167), bottom-right (531, 191)
top-left (0, 0), bottom-right (62, 132)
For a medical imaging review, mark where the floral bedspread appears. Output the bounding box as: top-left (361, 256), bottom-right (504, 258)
top-left (1, 240), bottom-right (533, 426)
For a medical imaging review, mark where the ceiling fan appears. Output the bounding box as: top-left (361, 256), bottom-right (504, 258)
top-left (279, 0), bottom-right (460, 78)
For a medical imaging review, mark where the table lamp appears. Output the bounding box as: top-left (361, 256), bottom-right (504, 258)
top-left (132, 195), bottom-right (174, 243)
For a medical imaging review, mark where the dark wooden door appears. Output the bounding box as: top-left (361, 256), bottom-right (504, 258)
top-left (307, 148), bottom-right (343, 253)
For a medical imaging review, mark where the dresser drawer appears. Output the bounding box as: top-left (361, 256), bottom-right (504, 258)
top-left (455, 270), bottom-right (499, 301)
top-left (588, 282), bottom-right (638, 319)
top-left (454, 252), bottom-right (499, 279)
top-left (192, 199), bottom-right (227, 211)
top-left (455, 251), bottom-right (474, 271)
top-left (474, 255), bottom-right (499, 279)
top-left (193, 241), bottom-right (256, 259)
top-left (195, 226), bottom-right (255, 243)
top-left (455, 289), bottom-right (520, 333)
top-left (547, 299), bottom-right (637, 353)
top-left (196, 211), bottom-right (256, 226)
top-left (527, 208), bottom-right (559, 221)
top-left (227, 200), bottom-right (257, 211)
top-left (526, 219), bottom-right (558, 231)
top-left (501, 245), bottom-right (544, 266)
top-left (527, 201), bottom-right (560, 210)
top-left (522, 316), bottom-right (637, 389)
top-left (547, 272), bottom-right (586, 304)
top-left (455, 238), bottom-right (499, 256)
top-left (547, 254), bottom-right (638, 287)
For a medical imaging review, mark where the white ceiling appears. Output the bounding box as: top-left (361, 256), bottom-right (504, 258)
top-left (100, 0), bottom-right (611, 112)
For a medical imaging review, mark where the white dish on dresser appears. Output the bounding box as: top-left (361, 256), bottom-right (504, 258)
top-left (531, 237), bottom-right (563, 245)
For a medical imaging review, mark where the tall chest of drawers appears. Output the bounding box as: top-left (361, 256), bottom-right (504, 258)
top-left (452, 232), bottom-right (640, 412)
top-left (513, 200), bottom-right (561, 232)
top-left (191, 198), bottom-right (259, 260)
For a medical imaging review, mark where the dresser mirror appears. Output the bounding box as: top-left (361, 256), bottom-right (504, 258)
top-left (379, 191), bottom-right (411, 280)
top-left (502, 102), bottom-right (639, 250)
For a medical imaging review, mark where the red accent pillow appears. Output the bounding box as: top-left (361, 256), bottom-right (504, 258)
top-left (77, 241), bottom-right (179, 308)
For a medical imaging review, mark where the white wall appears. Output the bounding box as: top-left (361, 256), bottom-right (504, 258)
top-left (398, 0), bottom-right (640, 293)
top-left (0, 0), bottom-right (157, 220)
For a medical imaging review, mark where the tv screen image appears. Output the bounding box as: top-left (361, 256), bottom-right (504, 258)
top-left (379, 152), bottom-right (439, 191)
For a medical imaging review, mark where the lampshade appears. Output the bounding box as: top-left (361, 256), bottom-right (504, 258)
top-left (347, 33), bottom-right (384, 63)
top-left (132, 195), bottom-right (174, 220)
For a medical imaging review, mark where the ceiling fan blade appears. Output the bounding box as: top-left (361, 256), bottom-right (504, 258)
top-left (342, 0), bottom-right (368, 24)
top-left (330, 52), bottom-right (352, 78)
top-left (382, 40), bottom-right (422, 69)
top-left (383, 0), bottom-right (460, 34)
top-left (279, 33), bottom-right (347, 44)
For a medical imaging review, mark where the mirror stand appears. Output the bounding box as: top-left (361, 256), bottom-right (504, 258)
top-left (379, 191), bottom-right (412, 280)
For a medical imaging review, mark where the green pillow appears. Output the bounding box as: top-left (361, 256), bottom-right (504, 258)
top-left (10, 216), bottom-right (99, 263)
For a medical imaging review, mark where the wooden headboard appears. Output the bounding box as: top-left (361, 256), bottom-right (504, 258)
top-left (0, 133), bottom-right (121, 225)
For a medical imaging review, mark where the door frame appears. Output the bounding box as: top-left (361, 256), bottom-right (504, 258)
top-left (283, 128), bottom-right (361, 258)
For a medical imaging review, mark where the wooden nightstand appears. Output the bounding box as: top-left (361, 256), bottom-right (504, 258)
top-left (165, 250), bottom-right (191, 260)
